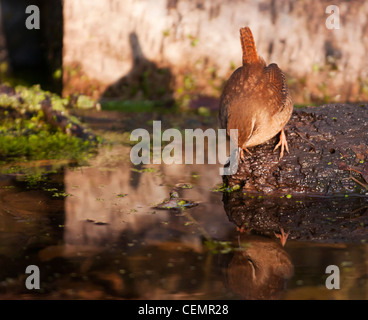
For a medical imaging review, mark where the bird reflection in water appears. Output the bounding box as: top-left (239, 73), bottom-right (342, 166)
top-left (225, 234), bottom-right (294, 300)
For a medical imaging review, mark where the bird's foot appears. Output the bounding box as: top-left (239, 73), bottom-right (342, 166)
top-left (239, 147), bottom-right (252, 162)
top-left (273, 129), bottom-right (289, 160)
top-left (274, 227), bottom-right (289, 247)
top-left (236, 225), bottom-right (248, 233)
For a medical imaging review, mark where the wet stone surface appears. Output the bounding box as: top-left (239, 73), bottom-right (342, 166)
top-left (223, 191), bottom-right (368, 243)
top-left (224, 104), bottom-right (368, 196)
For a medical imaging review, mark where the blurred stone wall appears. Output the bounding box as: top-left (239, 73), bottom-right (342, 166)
top-left (63, 0), bottom-right (368, 104)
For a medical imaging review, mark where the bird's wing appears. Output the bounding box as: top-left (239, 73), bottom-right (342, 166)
top-left (226, 97), bottom-right (257, 148)
top-left (218, 67), bottom-right (243, 130)
top-left (261, 63), bottom-right (292, 116)
top-left (219, 66), bottom-right (260, 147)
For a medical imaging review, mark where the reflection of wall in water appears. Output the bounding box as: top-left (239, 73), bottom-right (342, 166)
top-left (64, 146), bottom-right (225, 247)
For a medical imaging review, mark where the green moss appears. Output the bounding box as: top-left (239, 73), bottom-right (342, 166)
top-left (75, 95), bottom-right (96, 109)
top-left (177, 200), bottom-right (186, 206)
top-left (229, 61), bottom-right (236, 71)
top-left (24, 172), bottom-right (48, 188)
top-left (294, 103), bottom-right (317, 109)
top-left (0, 85), bottom-right (98, 164)
top-left (130, 167), bottom-right (156, 173)
top-left (0, 130), bottom-right (96, 162)
top-left (179, 183), bottom-right (193, 189)
top-left (312, 62), bottom-right (320, 72)
top-left (51, 192), bottom-right (72, 198)
top-left (212, 183), bottom-right (240, 193)
top-left (117, 193), bottom-right (128, 198)
top-left (101, 100), bottom-right (155, 112)
top-left (162, 29), bottom-right (170, 37)
top-left (204, 240), bottom-right (234, 254)
top-left (198, 106), bottom-right (211, 116)
top-left (183, 73), bottom-right (196, 91)
top-left (52, 69), bottom-right (62, 80)
top-left (187, 34), bottom-right (199, 47)
top-left (0, 84), bottom-right (97, 113)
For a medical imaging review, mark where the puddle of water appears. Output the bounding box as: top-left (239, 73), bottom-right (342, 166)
top-left (0, 142), bottom-right (367, 299)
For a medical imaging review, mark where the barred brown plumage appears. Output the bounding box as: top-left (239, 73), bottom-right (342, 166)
top-left (219, 27), bottom-right (293, 161)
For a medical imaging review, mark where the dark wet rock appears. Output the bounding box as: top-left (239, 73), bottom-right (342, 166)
top-left (223, 191), bottom-right (368, 243)
top-left (223, 104), bottom-right (368, 196)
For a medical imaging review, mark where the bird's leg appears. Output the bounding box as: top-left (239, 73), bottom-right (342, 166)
top-left (274, 228), bottom-right (289, 247)
top-left (273, 129), bottom-right (289, 160)
top-left (239, 147), bottom-right (252, 162)
top-left (236, 225), bottom-right (248, 233)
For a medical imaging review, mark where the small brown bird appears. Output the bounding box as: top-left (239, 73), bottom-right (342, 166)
top-left (219, 27), bottom-right (293, 160)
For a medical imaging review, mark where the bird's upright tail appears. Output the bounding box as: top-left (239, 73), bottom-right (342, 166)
top-left (240, 27), bottom-right (259, 65)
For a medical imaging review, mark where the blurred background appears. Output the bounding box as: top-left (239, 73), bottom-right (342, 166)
top-left (0, 0), bottom-right (367, 108)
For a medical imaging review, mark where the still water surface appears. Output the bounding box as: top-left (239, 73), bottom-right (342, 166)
top-left (0, 141), bottom-right (367, 300)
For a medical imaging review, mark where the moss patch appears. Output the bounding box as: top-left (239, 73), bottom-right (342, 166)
top-left (0, 84), bottom-right (98, 164)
